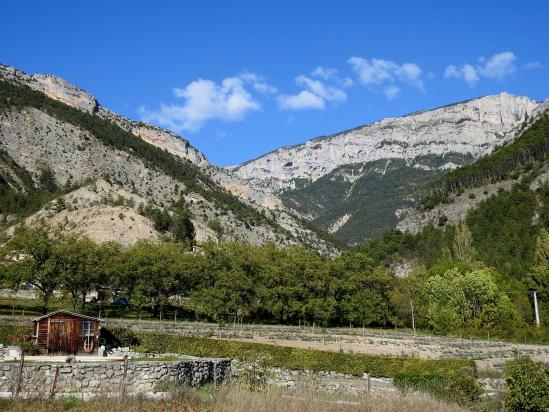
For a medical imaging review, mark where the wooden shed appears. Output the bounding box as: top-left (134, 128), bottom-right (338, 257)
top-left (32, 310), bottom-right (101, 355)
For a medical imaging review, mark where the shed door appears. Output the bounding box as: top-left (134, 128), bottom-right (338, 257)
top-left (48, 320), bottom-right (78, 355)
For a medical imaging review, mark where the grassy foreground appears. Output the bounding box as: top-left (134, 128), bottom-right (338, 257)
top-left (0, 385), bottom-right (468, 412)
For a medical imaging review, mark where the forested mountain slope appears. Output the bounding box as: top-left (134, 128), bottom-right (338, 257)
top-left (399, 110), bottom-right (549, 233)
top-left (363, 109), bottom-right (549, 279)
top-left (231, 93), bottom-right (545, 245)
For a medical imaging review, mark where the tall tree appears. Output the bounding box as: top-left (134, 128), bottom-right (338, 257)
top-left (6, 227), bottom-right (62, 313)
top-left (534, 228), bottom-right (549, 265)
top-left (55, 234), bottom-right (97, 311)
top-left (172, 207), bottom-right (195, 245)
top-left (452, 221), bottom-right (474, 262)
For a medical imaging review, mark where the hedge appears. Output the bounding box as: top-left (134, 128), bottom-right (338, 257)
top-left (393, 368), bottom-right (482, 406)
top-left (505, 357), bottom-right (549, 411)
top-left (134, 331), bottom-right (480, 403)
top-left (135, 332), bottom-right (472, 377)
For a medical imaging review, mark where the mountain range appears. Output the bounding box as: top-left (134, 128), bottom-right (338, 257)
top-left (0, 64), bottom-right (547, 250)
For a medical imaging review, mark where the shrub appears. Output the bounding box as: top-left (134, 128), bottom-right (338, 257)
top-left (106, 327), bottom-right (140, 347)
top-left (438, 214), bottom-right (448, 227)
top-left (505, 357), bottom-right (549, 411)
top-left (394, 366), bottom-right (481, 406)
top-left (0, 324), bottom-right (33, 346)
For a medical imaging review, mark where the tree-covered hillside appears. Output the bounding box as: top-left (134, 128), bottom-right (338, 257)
top-left (282, 154), bottom-right (473, 245)
top-left (421, 112), bottom-right (549, 209)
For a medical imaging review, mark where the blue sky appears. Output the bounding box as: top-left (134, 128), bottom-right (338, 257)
top-left (2, 1), bottom-right (548, 166)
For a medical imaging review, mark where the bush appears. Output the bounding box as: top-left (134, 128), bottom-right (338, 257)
top-left (0, 324), bottom-right (33, 346)
top-left (394, 366), bottom-right (481, 406)
top-left (107, 327), bottom-right (140, 347)
top-left (437, 214), bottom-right (448, 227)
top-left (505, 357), bottom-right (549, 411)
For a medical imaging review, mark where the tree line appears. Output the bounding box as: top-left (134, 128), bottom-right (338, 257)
top-left (0, 225), bottom-right (544, 340)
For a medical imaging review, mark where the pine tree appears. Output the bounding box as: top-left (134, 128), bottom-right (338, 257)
top-left (172, 208), bottom-right (195, 245)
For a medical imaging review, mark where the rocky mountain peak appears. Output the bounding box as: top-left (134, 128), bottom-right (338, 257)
top-left (230, 93), bottom-right (542, 191)
top-left (0, 64), bottom-right (99, 114)
top-left (0, 64), bottom-right (213, 169)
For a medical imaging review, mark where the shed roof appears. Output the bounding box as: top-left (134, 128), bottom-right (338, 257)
top-left (32, 309), bottom-right (100, 323)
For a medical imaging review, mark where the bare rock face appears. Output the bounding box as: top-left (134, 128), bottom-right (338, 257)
top-left (395, 180), bottom-right (516, 234)
top-left (0, 64), bottom-right (98, 114)
top-left (97, 107), bottom-right (210, 168)
top-left (230, 93), bottom-right (542, 191)
top-left (0, 107), bottom-right (286, 246)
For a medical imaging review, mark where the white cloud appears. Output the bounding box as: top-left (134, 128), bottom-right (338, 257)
top-left (311, 66), bottom-right (338, 80)
top-left (311, 66), bottom-right (354, 87)
top-left (478, 51), bottom-right (516, 79)
top-left (383, 85), bottom-right (400, 100)
top-left (462, 64), bottom-right (480, 85)
top-left (347, 56), bottom-right (424, 98)
top-left (444, 51), bottom-right (518, 87)
top-left (253, 82), bottom-right (278, 94)
top-left (523, 61), bottom-right (543, 70)
top-left (278, 90), bottom-right (325, 110)
top-left (239, 71), bottom-right (278, 94)
top-left (141, 75), bottom-right (260, 132)
top-left (278, 73), bottom-right (347, 111)
top-left (444, 64), bottom-right (480, 86)
top-left (296, 75), bottom-right (347, 102)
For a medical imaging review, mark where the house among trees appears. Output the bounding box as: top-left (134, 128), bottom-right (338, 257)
top-left (33, 310), bottom-right (101, 355)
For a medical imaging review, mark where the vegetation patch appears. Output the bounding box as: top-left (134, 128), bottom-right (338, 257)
top-left (134, 331), bottom-right (479, 403)
top-left (504, 357), bottom-right (549, 411)
top-left (421, 113), bottom-right (549, 208)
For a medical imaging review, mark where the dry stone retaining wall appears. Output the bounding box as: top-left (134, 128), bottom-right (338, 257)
top-left (0, 359), bottom-right (230, 394)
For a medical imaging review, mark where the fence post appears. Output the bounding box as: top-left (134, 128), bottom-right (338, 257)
top-left (410, 300), bottom-right (416, 335)
top-left (14, 351), bottom-right (25, 398)
top-left (122, 355), bottom-right (128, 396)
top-left (213, 362), bottom-right (217, 389)
top-left (49, 366), bottom-right (60, 399)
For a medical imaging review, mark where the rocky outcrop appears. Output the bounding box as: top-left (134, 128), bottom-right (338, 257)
top-left (0, 65), bottom-right (98, 114)
top-left (395, 180), bottom-right (516, 234)
top-left (0, 106), bottom-right (309, 246)
top-left (0, 64), bottom-right (285, 211)
top-left (231, 93), bottom-right (542, 191)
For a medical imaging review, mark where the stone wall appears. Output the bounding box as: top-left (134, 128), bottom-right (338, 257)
top-left (0, 359), bottom-right (230, 394)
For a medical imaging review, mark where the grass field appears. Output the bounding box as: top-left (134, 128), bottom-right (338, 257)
top-left (0, 385), bottom-right (470, 412)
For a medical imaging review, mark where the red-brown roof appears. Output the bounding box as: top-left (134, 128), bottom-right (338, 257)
top-left (32, 309), bottom-right (101, 323)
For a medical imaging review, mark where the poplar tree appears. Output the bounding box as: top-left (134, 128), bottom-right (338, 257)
top-left (452, 221), bottom-right (475, 262)
top-left (533, 228), bottom-right (549, 265)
